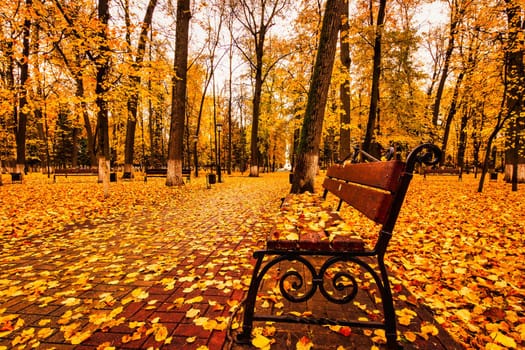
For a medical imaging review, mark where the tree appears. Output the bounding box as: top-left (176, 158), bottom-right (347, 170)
top-left (192, 2), bottom-right (226, 178)
top-left (231, 0), bottom-right (290, 177)
top-left (50, 0), bottom-right (99, 168)
top-left (339, 0), bottom-right (351, 160)
top-left (504, 0), bottom-right (524, 189)
top-left (440, 70), bottom-right (464, 163)
top-left (291, 0), bottom-right (344, 193)
top-left (362, 0), bottom-right (386, 154)
top-left (13, 0), bottom-right (33, 177)
top-left (123, 0), bottom-right (158, 177)
top-left (94, 0), bottom-right (112, 197)
top-left (166, 0), bottom-right (191, 186)
top-left (477, 88), bottom-right (509, 192)
top-left (431, 0), bottom-right (467, 126)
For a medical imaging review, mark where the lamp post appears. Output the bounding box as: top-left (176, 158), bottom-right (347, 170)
top-left (193, 135), bottom-right (198, 177)
top-left (216, 123), bottom-right (222, 183)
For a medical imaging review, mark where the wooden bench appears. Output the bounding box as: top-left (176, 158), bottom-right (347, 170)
top-left (53, 168), bottom-right (96, 182)
top-left (236, 143), bottom-right (441, 350)
top-left (144, 168), bottom-right (191, 182)
top-left (53, 168), bottom-right (116, 183)
top-left (423, 167), bottom-right (462, 179)
top-left (10, 172), bottom-right (23, 184)
top-left (182, 168), bottom-right (191, 182)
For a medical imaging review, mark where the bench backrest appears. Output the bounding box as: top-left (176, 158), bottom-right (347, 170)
top-left (322, 160), bottom-right (405, 227)
top-left (55, 168), bottom-right (98, 174)
top-left (322, 144), bottom-right (441, 241)
top-left (146, 168), bottom-right (168, 174)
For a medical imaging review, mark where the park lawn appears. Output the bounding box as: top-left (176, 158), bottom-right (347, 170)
top-left (389, 175), bottom-right (525, 349)
top-left (0, 172), bottom-right (524, 349)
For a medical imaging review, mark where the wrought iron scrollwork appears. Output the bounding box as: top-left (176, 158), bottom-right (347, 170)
top-left (405, 143), bottom-right (442, 173)
top-left (268, 255), bottom-right (383, 305)
top-left (278, 255), bottom-right (317, 302)
top-left (319, 259), bottom-right (359, 304)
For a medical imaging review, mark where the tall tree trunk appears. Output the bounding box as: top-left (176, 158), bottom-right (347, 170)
top-left (95, 0), bottom-right (112, 197)
top-left (193, 14), bottom-right (224, 178)
top-left (362, 0), bottom-right (386, 153)
top-left (478, 68), bottom-right (511, 192)
top-left (76, 79), bottom-right (97, 166)
top-left (15, 0), bottom-right (32, 176)
top-left (6, 40), bottom-right (16, 175)
top-left (249, 35), bottom-right (264, 177)
top-left (339, 0), bottom-right (351, 160)
top-left (504, 0), bottom-right (524, 189)
top-left (456, 105), bottom-right (469, 169)
top-left (440, 71), bottom-right (464, 163)
top-left (227, 21), bottom-right (234, 175)
top-left (166, 0), bottom-right (191, 186)
top-left (124, 0), bottom-right (157, 176)
top-left (232, 0), bottom-right (290, 177)
top-left (291, 0), bottom-right (344, 193)
top-left (432, 4), bottom-right (461, 126)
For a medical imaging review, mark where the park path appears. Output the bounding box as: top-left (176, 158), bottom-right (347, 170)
top-left (0, 173), bottom-right (461, 349)
top-left (1, 173), bottom-right (289, 350)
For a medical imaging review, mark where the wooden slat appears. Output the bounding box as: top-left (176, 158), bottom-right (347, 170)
top-left (297, 231), bottom-right (331, 251)
top-left (322, 178), bottom-right (394, 224)
top-left (330, 236), bottom-right (365, 251)
top-left (325, 161), bottom-right (405, 191)
top-left (267, 227), bottom-right (364, 252)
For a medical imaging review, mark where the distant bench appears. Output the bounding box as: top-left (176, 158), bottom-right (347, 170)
top-left (10, 173), bottom-right (23, 184)
top-left (53, 168), bottom-right (116, 182)
top-left (236, 144), bottom-right (442, 350)
top-left (144, 168), bottom-right (191, 182)
top-left (423, 167), bottom-right (462, 179)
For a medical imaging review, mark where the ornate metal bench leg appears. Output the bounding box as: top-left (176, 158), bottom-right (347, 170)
top-left (236, 252), bottom-right (265, 344)
top-left (378, 255), bottom-right (400, 350)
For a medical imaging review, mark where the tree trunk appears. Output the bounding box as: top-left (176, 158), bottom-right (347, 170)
top-left (249, 40), bottom-right (264, 177)
top-left (81, 100), bottom-right (97, 166)
top-left (504, 0), bottom-right (524, 189)
top-left (432, 6), bottom-right (461, 126)
top-left (123, 0), bottom-right (157, 176)
top-left (478, 130), bottom-right (496, 192)
top-left (456, 106), bottom-right (469, 169)
top-left (232, 0), bottom-right (290, 177)
top-left (6, 40), bottom-right (16, 174)
top-left (339, 0), bottom-right (351, 160)
top-left (227, 26), bottom-right (234, 175)
top-left (478, 65), bottom-right (511, 192)
top-left (362, 0), bottom-right (386, 153)
top-left (166, 0), bottom-right (190, 186)
top-left (291, 0), bottom-right (344, 193)
top-left (441, 71), bottom-right (464, 163)
top-left (72, 127), bottom-right (79, 167)
top-left (95, 0), bottom-right (112, 197)
top-left (14, 0), bottom-right (32, 176)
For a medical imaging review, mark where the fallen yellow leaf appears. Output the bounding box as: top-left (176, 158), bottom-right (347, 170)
top-left (252, 334), bottom-right (272, 349)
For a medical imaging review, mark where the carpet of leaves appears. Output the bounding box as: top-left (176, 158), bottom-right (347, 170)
top-left (0, 172), bottom-right (523, 350)
top-left (389, 175), bottom-right (525, 350)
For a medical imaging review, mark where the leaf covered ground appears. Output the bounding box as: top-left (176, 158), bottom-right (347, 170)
top-left (0, 172), bottom-right (523, 349)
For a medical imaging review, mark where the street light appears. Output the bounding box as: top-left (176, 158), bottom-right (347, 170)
top-left (216, 123), bottom-right (223, 183)
top-left (193, 135), bottom-right (199, 177)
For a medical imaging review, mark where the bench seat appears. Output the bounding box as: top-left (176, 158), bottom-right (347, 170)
top-left (266, 194), bottom-right (365, 252)
top-left (144, 168), bottom-right (191, 182)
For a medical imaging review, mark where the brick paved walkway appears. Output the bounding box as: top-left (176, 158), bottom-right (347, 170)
top-left (0, 173), bottom-right (462, 349)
